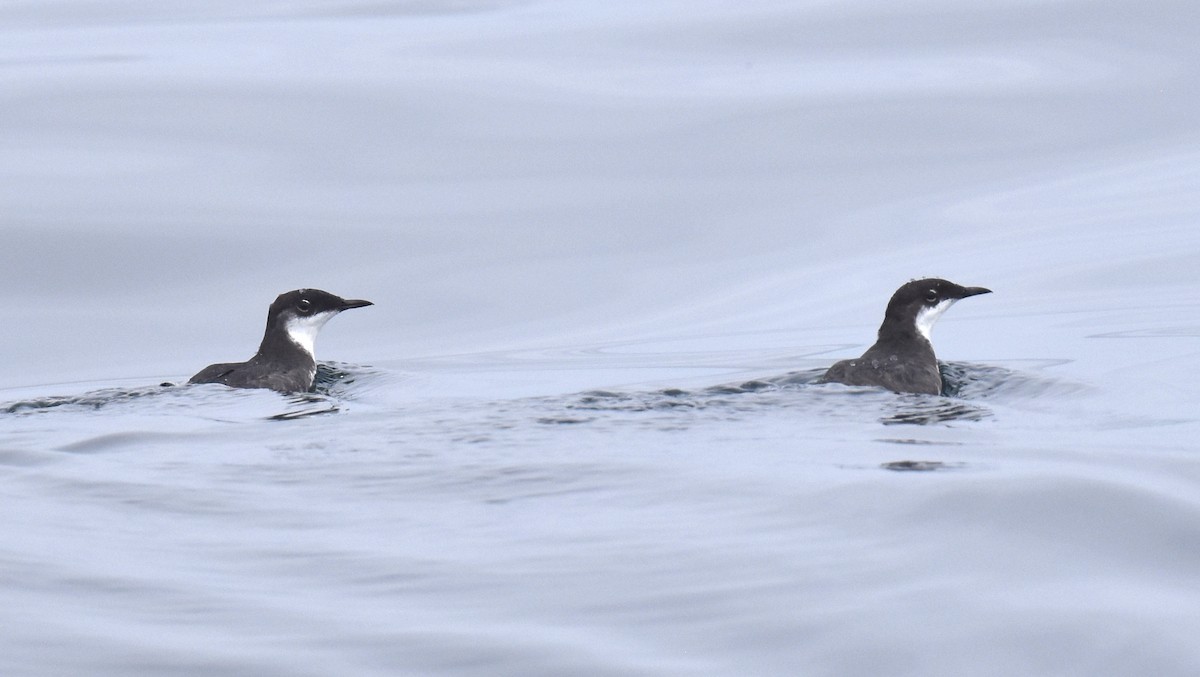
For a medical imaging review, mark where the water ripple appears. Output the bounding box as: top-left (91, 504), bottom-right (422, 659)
top-left (552, 361), bottom-right (1078, 427)
top-left (0, 362), bottom-right (382, 422)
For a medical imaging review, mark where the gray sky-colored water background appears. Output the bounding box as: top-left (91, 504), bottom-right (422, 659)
top-left (3, 1), bottom-right (1200, 676)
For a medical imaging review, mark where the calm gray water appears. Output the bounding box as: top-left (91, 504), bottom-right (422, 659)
top-left (3, 1), bottom-right (1200, 675)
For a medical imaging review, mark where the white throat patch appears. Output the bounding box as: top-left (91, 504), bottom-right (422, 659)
top-left (285, 311), bottom-right (338, 358)
top-left (915, 298), bottom-right (956, 341)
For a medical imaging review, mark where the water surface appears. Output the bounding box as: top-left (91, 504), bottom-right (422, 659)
top-left (3, 1), bottom-right (1200, 675)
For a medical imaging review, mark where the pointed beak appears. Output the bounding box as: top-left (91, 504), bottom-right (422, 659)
top-left (960, 286), bottom-right (992, 298)
top-left (339, 298), bottom-right (374, 311)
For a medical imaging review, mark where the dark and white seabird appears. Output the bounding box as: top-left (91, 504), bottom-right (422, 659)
top-left (819, 278), bottom-right (991, 395)
top-left (189, 289), bottom-right (373, 394)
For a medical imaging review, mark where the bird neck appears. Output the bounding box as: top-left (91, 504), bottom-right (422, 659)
top-left (254, 319), bottom-right (317, 367)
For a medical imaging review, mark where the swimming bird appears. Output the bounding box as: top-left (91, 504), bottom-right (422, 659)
top-left (189, 289), bottom-right (372, 394)
top-left (819, 278), bottom-right (991, 395)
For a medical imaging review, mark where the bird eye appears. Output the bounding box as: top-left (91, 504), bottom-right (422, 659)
top-left (297, 299), bottom-right (313, 313)
top-left (924, 290), bottom-right (938, 303)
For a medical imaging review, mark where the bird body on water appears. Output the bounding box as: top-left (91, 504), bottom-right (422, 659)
top-left (820, 278), bottom-right (991, 395)
top-left (189, 289), bottom-right (372, 394)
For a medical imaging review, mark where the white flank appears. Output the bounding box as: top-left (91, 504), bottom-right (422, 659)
top-left (915, 298), bottom-right (956, 341)
top-left (285, 311), bottom-right (338, 358)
